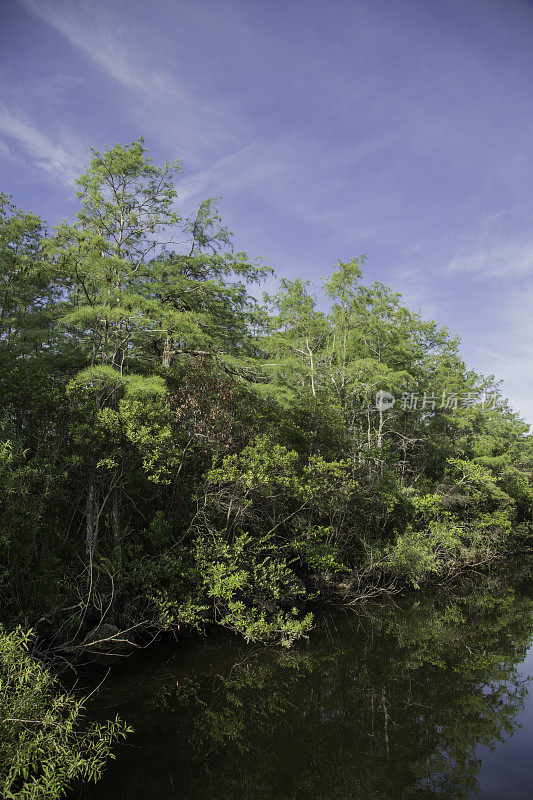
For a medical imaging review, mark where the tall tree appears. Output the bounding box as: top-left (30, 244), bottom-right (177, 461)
top-left (48, 139), bottom-right (181, 375)
top-left (46, 141), bottom-right (270, 561)
top-left (263, 278), bottom-right (327, 398)
top-left (0, 195), bottom-right (55, 357)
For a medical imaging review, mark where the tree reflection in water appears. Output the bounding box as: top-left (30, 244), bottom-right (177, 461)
top-left (83, 561), bottom-right (533, 800)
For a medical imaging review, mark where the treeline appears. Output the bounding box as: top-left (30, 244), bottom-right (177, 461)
top-left (0, 139), bottom-right (532, 650)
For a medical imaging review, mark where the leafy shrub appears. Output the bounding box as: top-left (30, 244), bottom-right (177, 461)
top-left (0, 627), bottom-right (130, 800)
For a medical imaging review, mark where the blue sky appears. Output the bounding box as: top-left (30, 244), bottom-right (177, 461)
top-left (1, 0), bottom-right (532, 425)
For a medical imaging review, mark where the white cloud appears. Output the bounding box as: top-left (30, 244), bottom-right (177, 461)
top-left (469, 284), bottom-right (533, 428)
top-left (19, 0), bottom-right (236, 162)
top-left (448, 238), bottom-right (533, 278)
top-left (387, 265), bottom-right (447, 322)
top-left (0, 140), bottom-right (12, 161)
top-left (13, 0), bottom-right (403, 226)
top-left (0, 107), bottom-right (81, 186)
top-left (176, 141), bottom-right (293, 206)
top-left (21, 0), bottom-right (169, 93)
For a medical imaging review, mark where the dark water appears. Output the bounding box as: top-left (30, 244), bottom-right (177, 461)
top-left (82, 560), bottom-right (533, 800)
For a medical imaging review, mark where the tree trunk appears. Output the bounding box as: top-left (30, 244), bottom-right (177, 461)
top-left (377, 408), bottom-right (384, 449)
top-left (111, 488), bottom-right (120, 545)
top-left (306, 337), bottom-right (316, 397)
top-left (162, 334), bottom-right (173, 369)
top-left (85, 479), bottom-right (99, 562)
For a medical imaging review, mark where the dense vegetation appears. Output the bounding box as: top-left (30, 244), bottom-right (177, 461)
top-left (1, 139), bottom-right (532, 646)
top-left (0, 139), bottom-right (532, 796)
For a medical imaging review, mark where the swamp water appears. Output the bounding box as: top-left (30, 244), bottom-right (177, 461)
top-left (82, 560), bottom-right (533, 800)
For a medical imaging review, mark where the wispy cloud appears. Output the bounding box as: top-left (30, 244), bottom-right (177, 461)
top-left (21, 0), bottom-right (171, 93)
top-left (0, 107), bottom-right (81, 186)
top-left (472, 284), bottom-right (533, 428)
top-left (448, 238), bottom-right (533, 278)
top-left (19, 0), bottom-right (237, 162)
top-left (176, 141), bottom-right (294, 206)
top-left (0, 139), bottom-right (13, 162)
top-left (387, 264), bottom-right (448, 323)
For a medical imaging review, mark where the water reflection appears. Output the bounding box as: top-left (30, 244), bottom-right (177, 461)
top-left (83, 562), bottom-right (533, 800)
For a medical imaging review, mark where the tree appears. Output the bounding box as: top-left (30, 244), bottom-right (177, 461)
top-left (141, 198), bottom-right (269, 373)
top-left (46, 141), bottom-right (270, 564)
top-left (48, 139), bottom-right (181, 375)
top-left (263, 278), bottom-right (327, 398)
top-left (0, 195), bottom-right (56, 358)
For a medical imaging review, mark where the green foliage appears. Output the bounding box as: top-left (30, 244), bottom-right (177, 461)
top-left (0, 627), bottom-right (130, 799)
top-left (3, 135), bottom-right (532, 798)
top-left (0, 138), bottom-right (531, 651)
top-left (133, 521), bottom-right (313, 646)
top-left (194, 530), bottom-right (313, 645)
top-left (0, 195), bottom-right (55, 358)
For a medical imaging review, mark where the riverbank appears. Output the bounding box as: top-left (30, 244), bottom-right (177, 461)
top-left (36, 539), bottom-right (530, 665)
